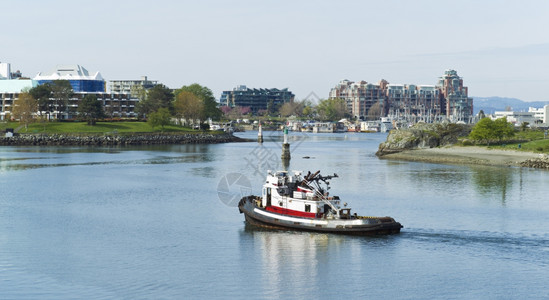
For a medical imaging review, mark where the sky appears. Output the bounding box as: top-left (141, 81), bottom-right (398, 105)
top-left (3, 0), bottom-right (549, 102)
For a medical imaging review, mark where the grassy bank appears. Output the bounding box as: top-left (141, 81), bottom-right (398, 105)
top-left (468, 130), bottom-right (549, 153)
top-left (490, 139), bottom-right (549, 153)
top-left (2, 121), bottom-right (205, 134)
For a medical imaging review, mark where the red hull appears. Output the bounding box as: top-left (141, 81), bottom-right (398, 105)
top-left (265, 205), bottom-right (317, 218)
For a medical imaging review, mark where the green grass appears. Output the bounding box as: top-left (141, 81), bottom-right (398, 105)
top-left (12, 121), bottom-right (199, 135)
top-left (480, 129), bottom-right (549, 153)
top-left (513, 130), bottom-right (545, 141)
top-left (494, 139), bottom-right (549, 153)
top-left (0, 121), bottom-right (18, 132)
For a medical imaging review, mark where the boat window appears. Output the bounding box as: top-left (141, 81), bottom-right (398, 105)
top-left (305, 204), bottom-right (311, 212)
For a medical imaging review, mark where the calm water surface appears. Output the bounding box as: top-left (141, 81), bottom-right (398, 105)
top-left (1, 131), bottom-right (548, 299)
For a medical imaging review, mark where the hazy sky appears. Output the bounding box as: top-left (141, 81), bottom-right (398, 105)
top-left (3, 0), bottom-right (549, 102)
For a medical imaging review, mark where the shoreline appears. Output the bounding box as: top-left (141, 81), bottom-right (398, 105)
top-left (0, 132), bottom-right (249, 146)
top-left (379, 146), bottom-right (547, 168)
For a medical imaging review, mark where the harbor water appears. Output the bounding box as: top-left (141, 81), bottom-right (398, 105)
top-left (1, 131), bottom-right (548, 299)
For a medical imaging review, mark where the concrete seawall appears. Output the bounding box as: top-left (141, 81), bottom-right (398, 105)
top-left (0, 132), bottom-right (246, 146)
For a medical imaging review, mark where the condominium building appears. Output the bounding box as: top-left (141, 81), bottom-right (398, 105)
top-left (329, 80), bottom-right (385, 119)
top-left (329, 69), bottom-right (473, 123)
top-left (1, 91), bottom-right (139, 120)
top-left (220, 85), bottom-right (295, 114)
top-left (109, 76), bottom-right (158, 95)
top-left (438, 69), bottom-right (473, 122)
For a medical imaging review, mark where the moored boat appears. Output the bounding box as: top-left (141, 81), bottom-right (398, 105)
top-left (238, 170), bottom-right (402, 235)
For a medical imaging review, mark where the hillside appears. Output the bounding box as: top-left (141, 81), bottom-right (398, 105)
top-left (473, 96), bottom-right (549, 115)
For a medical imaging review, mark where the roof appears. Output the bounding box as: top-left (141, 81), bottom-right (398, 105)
top-left (33, 65), bottom-right (104, 81)
top-left (0, 79), bottom-right (38, 93)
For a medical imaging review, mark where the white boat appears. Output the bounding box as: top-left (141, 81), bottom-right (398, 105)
top-left (312, 122), bottom-right (334, 133)
top-left (360, 121), bottom-right (380, 133)
top-left (380, 117), bottom-right (393, 132)
top-left (238, 170), bottom-right (402, 235)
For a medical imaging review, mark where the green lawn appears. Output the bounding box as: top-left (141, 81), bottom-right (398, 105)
top-left (480, 130), bottom-right (549, 153)
top-left (493, 139), bottom-right (549, 153)
top-left (8, 121), bottom-right (199, 134)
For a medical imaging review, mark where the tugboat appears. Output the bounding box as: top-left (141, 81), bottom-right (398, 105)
top-left (238, 170), bottom-right (403, 235)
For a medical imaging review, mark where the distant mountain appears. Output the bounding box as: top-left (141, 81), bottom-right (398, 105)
top-left (472, 97), bottom-right (549, 115)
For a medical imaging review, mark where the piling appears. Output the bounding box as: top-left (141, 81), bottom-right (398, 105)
top-left (258, 122), bottom-right (263, 143)
top-left (281, 127), bottom-right (291, 160)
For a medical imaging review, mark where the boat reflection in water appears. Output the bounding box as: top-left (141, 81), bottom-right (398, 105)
top-left (240, 224), bottom-right (400, 298)
top-left (241, 225), bottom-right (341, 296)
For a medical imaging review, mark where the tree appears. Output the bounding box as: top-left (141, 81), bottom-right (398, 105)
top-left (469, 117), bottom-right (515, 145)
top-left (147, 107), bottom-right (172, 130)
top-left (29, 84), bottom-right (52, 118)
top-left (279, 100), bottom-right (305, 117)
top-left (78, 94), bottom-right (105, 125)
top-left (173, 91), bottom-right (203, 125)
top-left (520, 122), bottom-right (529, 132)
top-left (175, 84), bottom-right (221, 121)
top-left (367, 102), bottom-right (382, 121)
top-left (130, 85), bottom-right (147, 119)
top-left (469, 118), bottom-right (494, 145)
top-left (469, 117), bottom-right (493, 145)
top-left (136, 84), bottom-right (174, 116)
top-left (11, 92), bottom-right (38, 131)
top-left (50, 80), bottom-right (73, 119)
top-left (317, 98), bottom-right (347, 121)
top-left (220, 106), bottom-right (232, 116)
top-left (302, 100), bottom-right (315, 118)
top-left (493, 117), bottom-right (515, 141)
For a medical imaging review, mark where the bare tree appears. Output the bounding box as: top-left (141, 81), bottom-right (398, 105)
top-left (367, 102), bottom-right (382, 121)
top-left (12, 92), bottom-right (38, 131)
top-left (174, 91), bottom-right (203, 125)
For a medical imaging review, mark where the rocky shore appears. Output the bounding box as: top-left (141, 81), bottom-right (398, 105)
top-left (0, 132), bottom-right (246, 146)
top-left (376, 122), bottom-right (472, 156)
top-left (520, 156), bottom-right (549, 169)
top-left (376, 122), bottom-right (549, 169)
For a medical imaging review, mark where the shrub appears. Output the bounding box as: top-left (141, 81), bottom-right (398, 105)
top-left (461, 139), bottom-right (473, 146)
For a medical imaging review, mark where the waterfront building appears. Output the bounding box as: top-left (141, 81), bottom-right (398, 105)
top-left (533, 105), bottom-right (549, 124)
top-left (109, 76), bottom-right (158, 95)
top-left (220, 85), bottom-right (295, 114)
top-left (1, 90), bottom-right (139, 120)
top-left (1, 62), bottom-right (140, 120)
top-left (437, 69), bottom-right (473, 122)
top-left (1, 62), bottom-right (38, 120)
top-left (492, 105), bottom-right (549, 126)
top-left (329, 80), bottom-right (385, 120)
top-left (34, 65), bottom-right (105, 93)
top-left (329, 69), bottom-right (472, 123)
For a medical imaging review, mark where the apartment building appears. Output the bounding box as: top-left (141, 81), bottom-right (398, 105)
top-left (109, 76), bottom-right (158, 95)
top-left (329, 70), bottom-right (473, 123)
top-left (1, 63), bottom-right (140, 120)
top-left (220, 85), bottom-right (295, 114)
